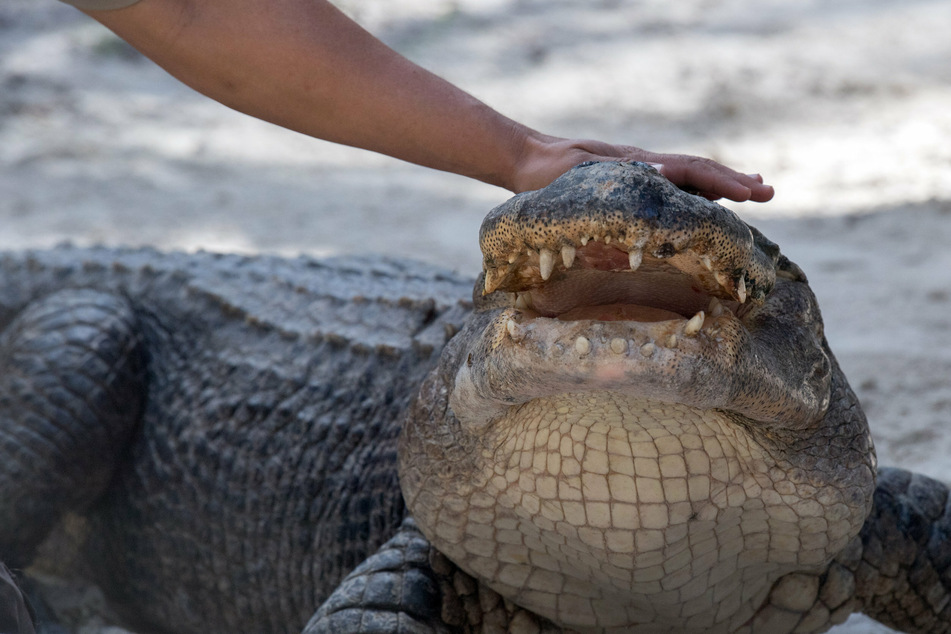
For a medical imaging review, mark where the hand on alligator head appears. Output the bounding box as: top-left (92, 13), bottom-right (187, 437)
top-left (508, 137), bottom-right (775, 203)
top-left (400, 161), bottom-right (876, 632)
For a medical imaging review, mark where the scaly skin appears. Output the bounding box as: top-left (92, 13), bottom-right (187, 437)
top-left (400, 162), bottom-right (877, 632)
top-left (0, 249), bottom-right (472, 633)
top-left (0, 163), bottom-right (949, 634)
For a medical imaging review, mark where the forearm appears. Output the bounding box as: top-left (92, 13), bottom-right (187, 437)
top-left (85, 0), bottom-right (775, 200)
top-left (89, 0), bottom-right (533, 190)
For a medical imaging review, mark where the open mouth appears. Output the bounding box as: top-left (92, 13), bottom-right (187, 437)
top-left (479, 226), bottom-right (770, 354)
top-left (475, 163), bottom-right (783, 353)
top-left (452, 162), bottom-right (824, 429)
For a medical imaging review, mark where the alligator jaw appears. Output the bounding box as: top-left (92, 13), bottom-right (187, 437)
top-left (454, 162), bottom-right (829, 430)
top-left (482, 223), bottom-right (759, 306)
top-left (479, 162), bottom-right (778, 305)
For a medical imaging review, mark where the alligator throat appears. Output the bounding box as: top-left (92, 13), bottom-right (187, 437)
top-left (409, 390), bottom-right (865, 633)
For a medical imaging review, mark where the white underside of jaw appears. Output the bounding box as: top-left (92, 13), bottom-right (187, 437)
top-left (423, 392), bottom-right (865, 633)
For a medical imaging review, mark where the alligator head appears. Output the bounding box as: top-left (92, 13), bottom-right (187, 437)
top-left (399, 162), bottom-right (875, 633)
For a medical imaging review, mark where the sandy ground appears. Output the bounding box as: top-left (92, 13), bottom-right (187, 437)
top-left (2, 0), bottom-right (951, 632)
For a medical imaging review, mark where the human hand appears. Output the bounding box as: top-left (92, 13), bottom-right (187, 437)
top-left (509, 135), bottom-right (774, 203)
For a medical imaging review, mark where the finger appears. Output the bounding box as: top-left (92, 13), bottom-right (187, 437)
top-left (634, 156), bottom-right (773, 203)
top-left (680, 163), bottom-right (754, 202)
top-left (684, 162), bottom-right (777, 203)
top-left (737, 172), bottom-right (774, 202)
top-left (747, 180), bottom-right (775, 202)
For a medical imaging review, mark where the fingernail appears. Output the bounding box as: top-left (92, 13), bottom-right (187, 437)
top-left (648, 163), bottom-right (664, 172)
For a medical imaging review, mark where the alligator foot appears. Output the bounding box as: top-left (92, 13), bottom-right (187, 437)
top-left (304, 517), bottom-right (557, 634)
top-left (850, 467), bottom-right (951, 633)
top-left (0, 290), bottom-right (146, 566)
top-left (303, 517), bottom-right (452, 634)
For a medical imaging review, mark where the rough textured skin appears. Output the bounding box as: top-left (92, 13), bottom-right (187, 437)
top-left (304, 517), bottom-right (557, 634)
top-left (740, 467), bottom-right (951, 634)
top-left (0, 162), bottom-right (948, 633)
top-left (400, 163), bottom-right (879, 632)
top-left (0, 248), bottom-right (472, 633)
top-left (850, 468), bottom-right (951, 631)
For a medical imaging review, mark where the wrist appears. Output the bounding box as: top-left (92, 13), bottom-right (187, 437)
top-left (507, 134), bottom-right (591, 194)
top-left (479, 122), bottom-right (551, 194)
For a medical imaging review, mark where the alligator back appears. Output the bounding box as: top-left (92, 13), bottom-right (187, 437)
top-left (0, 246), bottom-right (472, 633)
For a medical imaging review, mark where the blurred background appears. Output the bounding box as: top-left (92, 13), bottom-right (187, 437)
top-left (2, 0), bottom-right (950, 632)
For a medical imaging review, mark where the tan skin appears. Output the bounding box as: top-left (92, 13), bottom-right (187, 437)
top-left (84, 0), bottom-right (774, 201)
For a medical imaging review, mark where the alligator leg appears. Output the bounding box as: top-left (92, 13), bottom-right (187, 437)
top-left (747, 466), bottom-right (951, 633)
top-left (302, 517), bottom-right (453, 634)
top-left (846, 467), bottom-right (951, 632)
top-left (0, 290), bottom-right (146, 567)
top-left (303, 517), bottom-right (558, 634)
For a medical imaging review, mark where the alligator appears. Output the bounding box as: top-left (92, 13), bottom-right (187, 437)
top-left (0, 162), bottom-right (948, 634)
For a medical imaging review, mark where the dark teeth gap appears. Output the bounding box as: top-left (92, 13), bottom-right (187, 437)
top-left (572, 241), bottom-right (633, 272)
top-left (487, 237), bottom-right (753, 321)
top-left (509, 240), bottom-right (714, 322)
top-left (515, 266), bottom-right (722, 323)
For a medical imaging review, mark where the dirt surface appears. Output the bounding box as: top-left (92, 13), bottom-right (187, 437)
top-left (2, 1), bottom-right (950, 632)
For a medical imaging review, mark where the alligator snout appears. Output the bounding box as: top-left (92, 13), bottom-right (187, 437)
top-left (457, 162), bottom-right (829, 429)
top-left (479, 161), bottom-right (779, 305)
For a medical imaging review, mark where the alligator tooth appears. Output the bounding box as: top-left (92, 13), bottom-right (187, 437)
top-left (561, 245), bottom-right (576, 269)
top-left (639, 342), bottom-right (656, 357)
top-left (505, 318), bottom-right (526, 343)
top-left (666, 334), bottom-right (678, 349)
top-left (514, 292), bottom-right (532, 310)
top-left (610, 338), bottom-right (627, 354)
top-left (700, 255), bottom-right (713, 272)
top-left (575, 336), bottom-right (591, 355)
top-left (684, 311), bottom-right (705, 336)
top-left (507, 252), bottom-right (518, 264)
top-left (539, 248), bottom-right (555, 281)
top-left (715, 271), bottom-right (731, 289)
top-left (483, 267), bottom-right (506, 294)
top-left (604, 234), bottom-right (612, 244)
top-left (628, 249), bottom-right (643, 272)
top-left (580, 236), bottom-right (590, 246)
top-left (736, 275), bottom-right (747, 304)
top-left (708, 297), bottom-right (725, 318)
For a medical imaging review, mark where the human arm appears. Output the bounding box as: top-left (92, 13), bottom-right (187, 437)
top-left (83, 0), bottom-right (774, 201)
